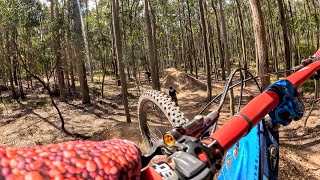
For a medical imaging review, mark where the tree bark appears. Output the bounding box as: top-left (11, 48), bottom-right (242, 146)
top-left (13, 28), bottom-right (25, 99)
top-left (277, 0), bottom-right (291, 75)
top-left (112, 0), bottom-right (131, 122)
top-left (144, 0), bottom-right (160, 90)
top-left (217, 0), bottom-right (234, 115)
top-left (199, 0), bottom-right (212, 101)
top-left (249, 0), bottom-right (270, 89)
top-left (266, 0), bottom-right (279, 79)
top-left (304, 1), bottom-right (310, 53)
top-left (310, 0), bottom-right (319, 48)
top-left (73, 0), bottom-right (91, 104)
top-left (186, 0), bottom-right (197, 77)
top-left (51, 0), bottom-right (66, 101)
top-left (85, 0), bottom-right (94, 82)
top-left (235, 0), bottom-right (248, 73)
top-left (205, 3), bottom-right (217, 80)
top-left (212, 0), bottom-right (226, 80)
top-left (288, 0), bottom-right (299, 67)
top-left (178, 0), bottom-right (186, 73)
top-left (149, 3), bottom-right (160, 88)
top-left (5, 30), bottom-right (18, 99)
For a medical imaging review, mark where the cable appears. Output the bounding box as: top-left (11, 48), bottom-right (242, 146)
top-left (199, 69), bottom-right (293, 115)
top-left (237, 69), bottom-right (245, 113)
top-left (199, 68), bottom-right (260, 114)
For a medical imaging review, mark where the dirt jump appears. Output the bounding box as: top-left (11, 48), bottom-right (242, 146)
top-left (162, 68), bottom-right (207, 91)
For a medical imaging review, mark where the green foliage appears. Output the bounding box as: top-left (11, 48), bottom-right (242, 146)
top-left (297, 41), bottom-right (317, 59)
top-left (301, 79), bottom-right (316, 92)
top-left (0, 0), bottom-right (319, 86)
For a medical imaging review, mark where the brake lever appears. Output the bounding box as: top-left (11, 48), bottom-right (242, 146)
top-left (141, 139), bottom-right (166, 168)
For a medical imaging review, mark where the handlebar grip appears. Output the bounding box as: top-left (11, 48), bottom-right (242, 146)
top-left (287, 61), bottom-right (320, 88)
top-left (0, 139), bottom-right (141, 180)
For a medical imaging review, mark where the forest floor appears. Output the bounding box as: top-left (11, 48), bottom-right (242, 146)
top-left (0, 68), bottom-right (319, 179)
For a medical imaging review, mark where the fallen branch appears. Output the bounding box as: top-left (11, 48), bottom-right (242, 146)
top-left (19, 61), bottom-right (89, 139)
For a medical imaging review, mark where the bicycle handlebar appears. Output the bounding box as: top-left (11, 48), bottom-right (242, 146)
top-left (209, 60), bottom-right (320, 152)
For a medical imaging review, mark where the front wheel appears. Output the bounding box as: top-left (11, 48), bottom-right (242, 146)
top-left (138, 90), bottom-right (188, 152)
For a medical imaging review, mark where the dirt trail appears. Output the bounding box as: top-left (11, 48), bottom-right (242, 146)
top-left (0, 68), bottom-right (319, 179)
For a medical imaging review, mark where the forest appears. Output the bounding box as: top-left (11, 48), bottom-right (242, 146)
top-left (0, 0), bottom-right (320, 179)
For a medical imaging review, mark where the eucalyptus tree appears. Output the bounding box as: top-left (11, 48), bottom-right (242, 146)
top-left (249, 0), bottom-right (270, 89)
top-left (73, 0), bottom-right (91, 104)
top-left (112, 0), bottom-right (131, 122)
top-left (199, 0), bottom-right (212, 101)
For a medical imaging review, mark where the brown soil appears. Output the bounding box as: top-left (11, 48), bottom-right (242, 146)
top-left (0, 69), bottom-right (319, 179)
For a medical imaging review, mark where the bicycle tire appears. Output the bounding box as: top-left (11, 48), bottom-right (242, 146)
top-left (138, 90), bottom-right (188, 150)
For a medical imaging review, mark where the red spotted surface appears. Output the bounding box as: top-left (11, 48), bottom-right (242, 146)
top-left (0, 139), bottom-right (141, 180)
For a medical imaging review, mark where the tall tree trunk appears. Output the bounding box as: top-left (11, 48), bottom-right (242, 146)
top-left (266, 0), bottom-right (279, 79)
top-left (150, 3), bottom-right (160, 88)
top-left (145, 0), bottom-right (160, 90)
top-left (304, 1), bottom-right (310, 53)
top-left (208, 21), bottom-right (217, 80)
top-left (310, 0), bottom-right (319, 48)
top-left (6, 30), bottom-right (18, 99)
top-left (111, 21), bottom-right (118, 78)
top-left (212, 0), bottom-right (226, 80)
top-left (235, 0), bottom-right (247, 73)
top-left (199, 0), bottom-right (212, 101)
top-left (67, 36), bottom-right (76, 90)
top-left (305, 0), bottom-right (315, 49)
top-left (129, 1), bottom-right (139, 82)
top-left (186, 0), bottom-right (197, 77)
top-left (101, 54), bottom-right (107, 98)
top-left (85, 0), bottom-right (94, 82)
top-left (277, 0), bottom-right (291, 75)
top-left (112, 0), bottom-right (131, 122)
top-left (288, 1), bottom-right (299, 67)
top-left (178, 0), bottom-right (186, 73)
top-left (311, 0), bottom-right (319, 98)
top-left (249, 0), bottom-right (270, 89)
top-left (217, 0), bottom-right (234, 115)
top-left (13, 28), bottom-right (25, 99)
top-left (205, 2), bottom-right (217, 80)
top-left (52, 0), bottom-right (66, 101)
top-left (67, 0), bottom-right (75, 91)
top-left (120, 0), bottom-right (130, 82)
top-left (73, 0), bottom-right (91, 104)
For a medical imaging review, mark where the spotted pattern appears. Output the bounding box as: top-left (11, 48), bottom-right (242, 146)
top-left (0, 139), bottom-right (141, 180)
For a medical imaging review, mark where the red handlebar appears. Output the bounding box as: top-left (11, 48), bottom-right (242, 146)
top-left (0, 139), bottom-right (141, 180)
top-left (211, 61), bottom-right (320, 152)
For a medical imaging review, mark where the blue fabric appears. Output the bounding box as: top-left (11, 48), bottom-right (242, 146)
top-left (217, 125), bottom-right (260, 180)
